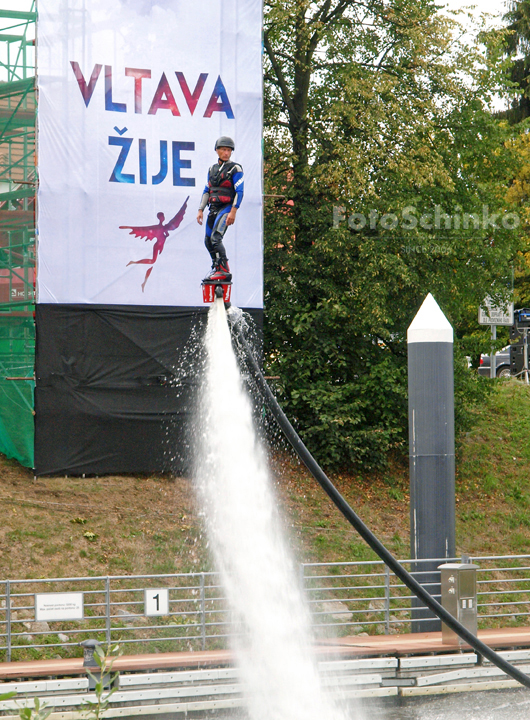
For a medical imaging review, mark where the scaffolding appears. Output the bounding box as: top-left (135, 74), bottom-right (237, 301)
top-left (0, 5), bottom-right (36, 467)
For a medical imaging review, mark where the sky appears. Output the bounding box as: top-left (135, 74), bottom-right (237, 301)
top-left (0, 0), bottom-right (513, 19)
top-left (0, 1), bottom-right (514, 30)
top-left (443, 0), bottom-right (510, 28)
top-left (446, 0), bottom-right (509, 18)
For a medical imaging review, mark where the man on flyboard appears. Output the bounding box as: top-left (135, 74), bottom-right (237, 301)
top-left (196, 136), bottom-right (244, 283)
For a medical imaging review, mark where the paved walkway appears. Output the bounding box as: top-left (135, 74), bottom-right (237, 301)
top-left (0, 627), bottom-right (528, 680)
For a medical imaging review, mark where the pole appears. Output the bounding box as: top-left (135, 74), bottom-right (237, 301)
top-left (408, 294), bottom-right (455, 632)
top-left (105, 577), bottom-right (111, 645)
top-left (200, 573), bottom-right (206, 651)
top-left (6, 581), bottom-right (10, 663)
top-left (523, 328), bottom-right (528, 385)
top-left (490, 325), bottom-right (496, 379)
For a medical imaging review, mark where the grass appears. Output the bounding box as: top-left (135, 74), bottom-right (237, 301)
top-left (0, 381), bottom-right (527, 576)
top-left (0, 470), bottom-right (208, 581)
top-left (0, 378), bottom-right (529, 650)
top-left (455, 380), bottom-right (530, 555)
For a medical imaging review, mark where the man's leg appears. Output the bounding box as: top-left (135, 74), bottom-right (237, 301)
top-left (202, 212), bottom-right (218, 280)
top-left (203, 207), bottom-right (232, 281)
top-left (210, 207), bottom-right (230, 260)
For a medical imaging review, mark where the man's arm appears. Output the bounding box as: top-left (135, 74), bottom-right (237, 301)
top-left (232, 167), bottom-right (244, 208)
top-left (196, 175), bottom-right (210, 224)
top-left (226, 167), bottom-right (244, 226)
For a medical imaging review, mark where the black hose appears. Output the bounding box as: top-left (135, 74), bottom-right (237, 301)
top-left (232, 315), bottom-right (530, 690)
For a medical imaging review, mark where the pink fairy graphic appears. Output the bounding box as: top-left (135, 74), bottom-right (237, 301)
top-left (121, 196), bottom-right (189, 291)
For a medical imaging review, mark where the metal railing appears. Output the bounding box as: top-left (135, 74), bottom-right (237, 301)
top-left (1, 572), bottom-right (229, 662)
top-left (0, 554), bottom-right (529, 661)
top-left (301, 554), bottom-right (530, 637)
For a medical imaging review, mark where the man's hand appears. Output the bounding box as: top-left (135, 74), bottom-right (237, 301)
top-left (226, 207), bottom-right (238, 226)
top-left (197, 209), bottom-right (204, 225)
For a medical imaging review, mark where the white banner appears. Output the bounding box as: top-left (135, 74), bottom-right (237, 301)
top-left (37, 0), bottom-right (262, 308)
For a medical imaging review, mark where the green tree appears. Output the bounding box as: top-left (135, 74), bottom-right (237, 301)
top-left (263, 0), bottom-right (521, 469)
top-left (503, 0), bottom-right (530, 123)
top-left (500, 2), bottom-right (530, 306)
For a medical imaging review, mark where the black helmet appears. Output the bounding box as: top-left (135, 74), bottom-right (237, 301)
top-left (215, 136), bottom-right (235, 150)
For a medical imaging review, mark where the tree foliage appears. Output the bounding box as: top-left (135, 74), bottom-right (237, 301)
top-left (503, 0), bottom-right (530, 123)
top-left (500, 2), bottom-right (530, 307)
top-left (262, 0), bottom-right (522, 470)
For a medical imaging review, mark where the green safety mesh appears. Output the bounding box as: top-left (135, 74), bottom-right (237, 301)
top-left (0, 385), bottom-right (34, 468)
top-left (0, 5), bottom-right (36, 468)
top-left (0, 314), bottom-right (34, 467)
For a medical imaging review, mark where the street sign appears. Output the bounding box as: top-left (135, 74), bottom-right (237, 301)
top-left (144, 588), bottom-right (169, 617)
top-left (478, 297), bottom-right (514, 326)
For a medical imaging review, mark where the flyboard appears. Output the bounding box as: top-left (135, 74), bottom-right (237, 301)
top-left (202, 279), bottom-right (232, 306)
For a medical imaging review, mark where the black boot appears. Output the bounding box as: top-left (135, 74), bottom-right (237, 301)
top-left (202, 260), bottom-right (217, 282)
top-left (204, 258), bottom-right (232, 283)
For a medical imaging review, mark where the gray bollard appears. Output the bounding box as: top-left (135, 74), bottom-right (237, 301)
top-left (408, 294), bottom-right (456, 632)
top-left (79, 638), bottom-right (115, 691)
top-left (80, 638), bottom-right (101, 690)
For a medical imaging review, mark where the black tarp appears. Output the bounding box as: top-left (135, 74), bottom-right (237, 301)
top-left (34, 304), bottom-right (262, 476)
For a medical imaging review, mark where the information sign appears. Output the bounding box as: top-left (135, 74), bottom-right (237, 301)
top-left (478, 297), bottom-right (514, 326)
top-left (35, 592), bottom-right (84, 622)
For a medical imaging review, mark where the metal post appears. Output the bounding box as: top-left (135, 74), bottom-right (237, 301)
top-left (384, 565), bottom-right (390, 635)
top-left (105, 578), bottom-right (111, 645)
top-left (408, 294), bottom-right (456, 632)
top-left (22, 36), bottom-right (26, 81)
top-left (200, 573), bottom-right (206, 651)
top-left (6, 581), bottom-right (10, 663)
top-left (490, 325), bottom-right (496, 379)
top-left (523, 328), bottom-right (528, 385)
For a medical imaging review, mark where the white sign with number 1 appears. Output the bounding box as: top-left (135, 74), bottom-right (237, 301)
top-left (144, 588), bottom-right (169, 617)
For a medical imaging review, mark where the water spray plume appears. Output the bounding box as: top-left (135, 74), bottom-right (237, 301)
top-left (195, 297), bottom-right (351, 720)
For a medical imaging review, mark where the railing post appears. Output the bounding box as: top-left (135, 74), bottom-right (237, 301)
top-left (384, 565), bottom-right (390, 635)
top-left (105, 577), bottom-right (111, 645)
top-left (6, 581), bottom-right (10, 662)
top-left (200, 574), bottom-right (206, 651)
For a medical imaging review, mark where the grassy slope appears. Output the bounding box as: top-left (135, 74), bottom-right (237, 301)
top-left (456, 380), bottom-right (530, 556)
top-left (275, 379), bottom-right (530, 564)
top-left (1, 380), bottom-right (529, 584)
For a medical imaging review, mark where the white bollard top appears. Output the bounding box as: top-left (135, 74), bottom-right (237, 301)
top-left (407, 293), bottom-right (453, 344)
